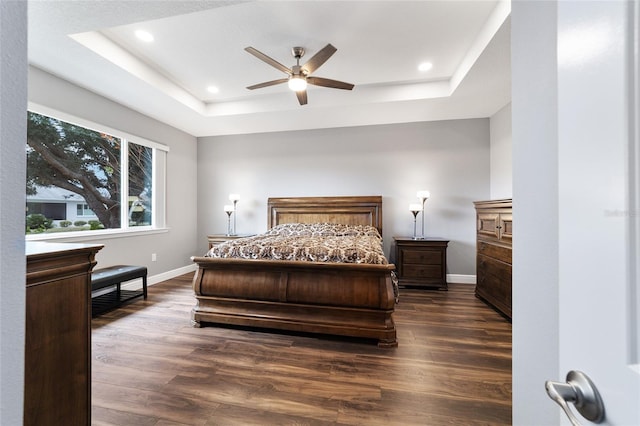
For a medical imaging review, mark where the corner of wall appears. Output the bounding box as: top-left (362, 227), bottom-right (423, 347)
top-left (489, 102), bottom-right (513, 200)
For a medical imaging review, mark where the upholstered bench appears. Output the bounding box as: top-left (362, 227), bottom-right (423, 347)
top-left (91, 265), bottom-right (147, 316)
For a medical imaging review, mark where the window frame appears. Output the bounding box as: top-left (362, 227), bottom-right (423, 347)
top-left (26, 103), bottom-right (169, 242)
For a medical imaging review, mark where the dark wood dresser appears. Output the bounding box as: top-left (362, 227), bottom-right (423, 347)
top-left (25, 242), bottom-right (103, 426)
top-left (393, 237), bottom-right (449, 290)
top-left (473, 199), bottom-right (512, 319)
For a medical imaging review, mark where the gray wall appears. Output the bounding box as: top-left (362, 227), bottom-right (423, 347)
top-left (0, 1), bottom-right (27, 423)
top-left (28, 67), bottom-right (199, 277)
top-left (197, 119), bottom-right (490, 277)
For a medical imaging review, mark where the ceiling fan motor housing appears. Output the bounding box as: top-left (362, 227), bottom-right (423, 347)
top-left (291, 65), bottom-right (305, 77)
top-left (292, 46), bottom-right (305, 59)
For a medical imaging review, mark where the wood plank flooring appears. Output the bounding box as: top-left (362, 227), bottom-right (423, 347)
top-left (91, 273), bottom-right (512, 425)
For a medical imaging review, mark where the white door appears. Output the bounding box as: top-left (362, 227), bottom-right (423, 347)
top-left (552, 0), bottom-right (640, 424)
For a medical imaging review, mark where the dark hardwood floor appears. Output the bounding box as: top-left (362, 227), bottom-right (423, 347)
top-left (91, 273), bottom-right (512, 425)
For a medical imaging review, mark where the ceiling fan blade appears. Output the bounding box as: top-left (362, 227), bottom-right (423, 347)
top-left (307, 76), bottom-right (354, 90)
top-left (246, 78), bottom-right (289, 90)
top-left (296, 90), bottom-right (308, 105)
top-left (301, 43), bottom-right (337, 75)
top-left (245, 47), bottom-right (291, 75)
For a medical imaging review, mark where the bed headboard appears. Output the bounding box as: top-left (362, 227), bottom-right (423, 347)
top-left (267, 196), bottom-right (383, 234)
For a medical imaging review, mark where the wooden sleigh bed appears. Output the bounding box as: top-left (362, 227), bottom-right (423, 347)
top-left (191, 196), bottom-right (398, 347)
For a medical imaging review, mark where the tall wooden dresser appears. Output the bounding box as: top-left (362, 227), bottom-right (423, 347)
top-left (473, 199), bottom-right (512, 319)
top-left (25, 242), bottom-right (103, 426)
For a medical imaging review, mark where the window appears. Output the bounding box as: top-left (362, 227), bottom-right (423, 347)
top-left (26, 202), bottom-right (66, 220)
top-left (127, 143), bottom-right (153, 227)
top-left (26, 108), bottom-right (168, 237)
top-left (76, 204), bottom-right (95, 217)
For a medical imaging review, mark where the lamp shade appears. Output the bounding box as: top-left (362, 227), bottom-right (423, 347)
top-left (223, 205), bottom-right (234, 212)
top-left (228, 193), bottom-right (240, 202)
top-left (409, 203), bottom-right (423, 212)
top-left (417, 190), bottom-right (430, 200)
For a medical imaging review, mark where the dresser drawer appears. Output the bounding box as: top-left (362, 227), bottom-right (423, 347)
top-left (477, 241), bottom-right (511, 264)
top-left (401, 249), bottom-right (443, 265)
top-left (476, 253), bottom-right (512, 317)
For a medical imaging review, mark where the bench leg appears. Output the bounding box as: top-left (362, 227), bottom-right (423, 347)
top-left (142, 275), bottom-right (148, 299)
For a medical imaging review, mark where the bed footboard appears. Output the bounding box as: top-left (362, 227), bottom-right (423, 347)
top-left (191, 257), bottom-right (398, 347)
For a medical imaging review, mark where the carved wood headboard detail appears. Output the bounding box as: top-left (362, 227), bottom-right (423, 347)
top-left (267, 196), bottom-right (383, 235)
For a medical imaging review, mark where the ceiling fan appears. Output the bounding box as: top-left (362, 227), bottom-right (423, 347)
top-left (244, 43), bottom-right (354, 106)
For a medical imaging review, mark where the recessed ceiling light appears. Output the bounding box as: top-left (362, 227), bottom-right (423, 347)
top-left (135, 30), bottom-right (154, 43)
top-left (207, 86), bottom-right (220, 94)
top-left (418, 62), bottom-right (433, 72)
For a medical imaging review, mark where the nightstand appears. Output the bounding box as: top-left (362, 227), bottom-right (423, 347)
top-left (207, 234), bottom-right (254, 249)
top-left (393, 237), bottom-right (449, 290)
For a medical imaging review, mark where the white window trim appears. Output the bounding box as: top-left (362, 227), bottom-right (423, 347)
top-left (26, 227), bottom-right (170, 243)
top-left (28, 102), bottom-right (170, 153)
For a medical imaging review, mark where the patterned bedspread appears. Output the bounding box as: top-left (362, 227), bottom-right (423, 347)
top-left (206, 223), bottom-right (388, 264)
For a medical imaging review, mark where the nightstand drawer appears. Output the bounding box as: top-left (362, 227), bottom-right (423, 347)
top-left (207, 234), bottom-right (254, 249)
top-left (403, 264), bottom-right (443, 279)
top-left (402, 249), bottom-right (443, 265)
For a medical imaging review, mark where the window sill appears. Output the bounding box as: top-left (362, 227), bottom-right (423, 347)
top-left (25, 227), bottom-right (170, 243)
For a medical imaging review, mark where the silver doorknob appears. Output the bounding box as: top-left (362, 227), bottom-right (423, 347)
top-left (545, 370), bottom-right (605, 425)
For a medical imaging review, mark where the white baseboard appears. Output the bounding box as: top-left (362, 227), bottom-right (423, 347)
top-left (148, 264), bottom-right (198, 285)
top-left (447, 274), bottom-right (476, 284)
top-left (118, 263), bottom-right (197, 291)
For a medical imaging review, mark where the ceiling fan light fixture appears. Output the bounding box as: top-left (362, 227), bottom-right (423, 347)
top-left (288, 75), bottom-right (307, 92)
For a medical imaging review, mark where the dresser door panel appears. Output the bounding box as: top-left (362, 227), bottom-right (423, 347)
top-left (477, 213), bottom-right (500, 241)
top-left (499, 213), bottom-right (513, 243)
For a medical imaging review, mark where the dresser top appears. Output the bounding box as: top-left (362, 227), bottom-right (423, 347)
top-left (26, 241), bottom-right (104, 257)
top-left (393, 237), bottom-right (449, 243)
top-left (473, 199), bottom-right (512, 209)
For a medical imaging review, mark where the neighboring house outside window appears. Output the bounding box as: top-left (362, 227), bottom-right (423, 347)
top-left (26, 107), bottom-right (168, 238)
top-left (26, 186), bottom-right (98, 227)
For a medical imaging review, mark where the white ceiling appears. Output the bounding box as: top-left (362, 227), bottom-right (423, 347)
top-left (28, 0), bottom-right (511, 137)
